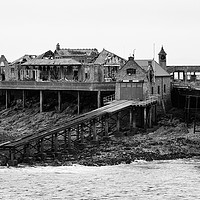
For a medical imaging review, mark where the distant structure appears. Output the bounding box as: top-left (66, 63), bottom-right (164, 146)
top-left (115, 49), bottom-right (171, 103)
top-left (0, 55), bottom-right (8, 81)
top-left (0, 44), bottom-right (171, 112)
top-left (158, 46), bottom-right (167, 71)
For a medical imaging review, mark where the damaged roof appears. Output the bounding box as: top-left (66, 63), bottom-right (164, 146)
top-left (22, 58), bottom-right (81, 66)
top-left (36, 50), bottom-right (54, 59)
top-left (10, 55), bottom-right (37, 65)
top-left (135, 60), bottom-right (170, 77)
top-left (55, 48), bottom-right (99, 57)
top-left (94, 49), bottom-right (126, 65)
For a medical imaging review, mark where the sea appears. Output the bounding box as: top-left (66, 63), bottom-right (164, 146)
top-left (1, 159), bottom-right (200, 200)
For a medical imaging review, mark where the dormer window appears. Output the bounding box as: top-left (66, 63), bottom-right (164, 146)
top-left (126, 68), bottom-right (136, 76)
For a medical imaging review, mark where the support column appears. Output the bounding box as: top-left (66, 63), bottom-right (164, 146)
top-left (68, 128), bottom-right (72, 150)
top-left (58, 91), bottom-right (61, 112)
top-left (77, 91), bottom-right (80, 115)
top-left (186, 96), bottom-right (190, 126)
top-left (89, 122), bottom-right (92, 139)
top-left (9, 148), bottom-right (16, 166)
top-left (132, 110), bottom-right (136, 129)
top-left (5, 90), bottom-right (11, 109)
top-left (64, 130), bottom-right (67, 152)
top-left (22, 90), bottom-right (26, 108)
top-left (116, 112), bottom-right (121, 136)
top-left (54, 133), bottom-right (58, 153)
top-left (40, 90), bottom-right (43, 113)
top-left (80, 123), bottom-right (84, 143)
top-left (149, 107), bottom-right (152, 128)
top-left (97, 90), bottom-right (101, 108)
top-left (105, 116), bottom-right (109, 137)
top-left (154, 105), bottom-right (157, 124)
top-left (92, 119), bottom-right (97, 141)
top-left (76, 125), bottom-right (80, 140)
top-left (24, 143), bottom-right (30, 158)
top-left (40, 138), bottom-right (44, 154)
top-left (143, 107), bottom-right (147, 130)
top-left (194, 96), bottom-right (198, 133)
top-left (129, 107), bottom-right (133, 132)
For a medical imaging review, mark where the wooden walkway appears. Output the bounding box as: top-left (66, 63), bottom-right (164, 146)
top-left (0, 99), bottom-right (157, 165)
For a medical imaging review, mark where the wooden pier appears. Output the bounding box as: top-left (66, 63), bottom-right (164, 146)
top-left (0, 99), bottom-right (157, 166)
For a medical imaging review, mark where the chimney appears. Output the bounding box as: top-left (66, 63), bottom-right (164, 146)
top-left (56, 43), bottom-right (60, 51)
top-left (128, 53), bottom-right (134, 61)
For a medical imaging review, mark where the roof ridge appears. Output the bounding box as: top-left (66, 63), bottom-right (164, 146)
top-left (60, 48), bottom-right (98, 51)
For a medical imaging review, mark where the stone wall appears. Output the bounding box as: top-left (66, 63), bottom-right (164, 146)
top-left (152, 76), bottom-right (171, 103)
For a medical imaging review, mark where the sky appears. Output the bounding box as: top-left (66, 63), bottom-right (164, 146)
top-left (1, 0), bottom-right (200, 65)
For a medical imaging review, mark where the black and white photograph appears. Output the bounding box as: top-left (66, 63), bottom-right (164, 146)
top-left (0, 0), bottom-right (200, 199)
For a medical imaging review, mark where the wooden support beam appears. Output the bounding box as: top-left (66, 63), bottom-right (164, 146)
top-left (143, 107), bottom-right (147, 130)
top-left (129, 107), bottom-right (133, 132)
top-left (194, 96), bottom-right (198, 133)
top-left (80, 123), bottom-right (84, 143)
top-left (92, 119), bottom-right (97, 141)
top-left (40, 90), bottom-right (43, 113)
top-left (9, 148), bottom-right (15, 165)
top-left (58, 91), bottom-right (61, 112)
top-left (149, 107), bottom-right (152, 128)
top-left (5, 90), bottom-right (11, 109)
top-left (116, 112), bottom-right (121, 136)
top-left (54, 133), bottom-right (58, 153)
top-left (97, 90), bottom-right (101, 108)
top-left (186, 96), bottom-right (191, 126)
top-left (64, 129), bottom-right (67, 152)
top-left (76, 125), bottom-right (80, 140)
top-left (154, 105), bottom-right (157, 124)
top-left (68, 128), bottom-right (72, 149)
top-left (24, 143), bottom-right (30, 157)
top-left (40, 138), bottom-right (44, 154)
top-left (77, 91), bottom-right (80, 115)
top-left (132, 110), bottom-right (136, 129)
top-left (89, 122), bottom-right (92, 139)
top-left (105, 116), bottom-right (109, 137)
top-left (22, 90), bottom-right (26, 108)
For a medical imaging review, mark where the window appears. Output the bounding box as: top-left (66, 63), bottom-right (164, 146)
top-left (121, 83), bottom-right (126, 87)
top-left (164, 84), bottom-right (166, 93)
top-left (151, 87), bottom-right (154, 94)
top-left (126, 68), bottom-right (136, 75)
top-left (157, 86), bottom-right (160, 94)
top-left (85, 73), bottom-right (88, 79)
top-left (11, 68), bottom-right (14, 74)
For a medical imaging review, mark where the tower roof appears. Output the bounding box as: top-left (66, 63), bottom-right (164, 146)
top-left (158, 46), bottom-right (167, 55)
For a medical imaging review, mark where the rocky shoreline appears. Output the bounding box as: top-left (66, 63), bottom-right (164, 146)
top-left (17, 118), bottom-right (200, 167)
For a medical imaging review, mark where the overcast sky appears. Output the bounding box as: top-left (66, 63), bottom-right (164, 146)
top-left (1, 0), bottom-right (200, 65)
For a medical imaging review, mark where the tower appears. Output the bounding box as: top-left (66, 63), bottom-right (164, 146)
top-left (158, 46), bottom-right (167, 71)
